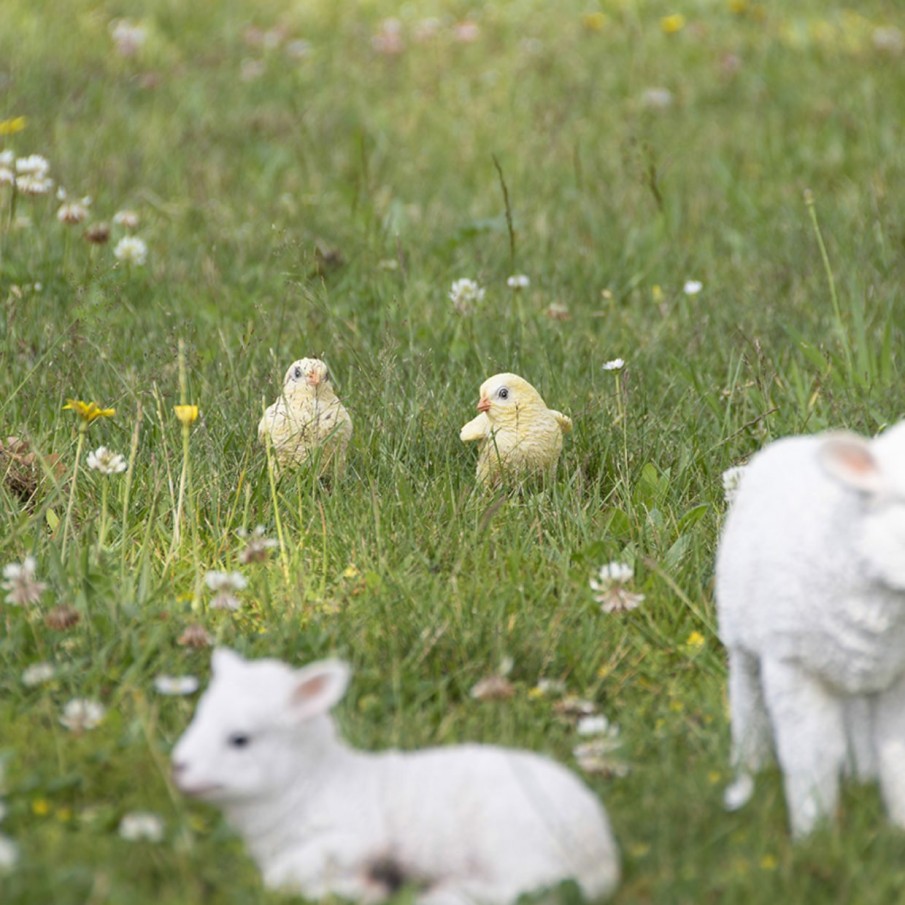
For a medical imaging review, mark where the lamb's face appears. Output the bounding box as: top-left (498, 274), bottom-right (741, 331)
top-left (171, 653), bottom-right (299, 805)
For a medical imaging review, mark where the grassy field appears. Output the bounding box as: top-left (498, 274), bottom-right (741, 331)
top-left (1, 0), bottom-right (904, 902)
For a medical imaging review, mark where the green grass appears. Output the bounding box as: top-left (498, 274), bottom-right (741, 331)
top-left (1, 0), bottom-right (905, 901)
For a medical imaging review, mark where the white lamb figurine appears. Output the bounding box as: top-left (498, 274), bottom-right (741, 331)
top-left (172, 648), bottom-right (620, 904)
top-left (716, 422), bottom-right (905, 838)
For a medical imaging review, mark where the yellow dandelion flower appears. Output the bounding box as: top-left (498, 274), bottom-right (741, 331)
top-left (760, 854), bottom-right (778, 870)
top-left (0, 116), bottom-right (27, 136)
top-left (651, 284), bottom-right (664, 303)
top-left (173, 404), bottom-right (199, 426)
top-left (708, 770), bottom-right (722, 784)
top-left (341, 564), bottom-right (360, 579)
top-left (661, 14), bottom-right (686, 34)
top-left (32, 798), bottom-right (51, 816)
top-left (728, 0), bottom-right (748, 13)
top-left (63, 399), bottom-right (116, 423)
top-left (582, 12), bottom-right (608, 32)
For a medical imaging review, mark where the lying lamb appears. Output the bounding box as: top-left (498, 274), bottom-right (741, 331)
top-left (172, 648), bottom-right (620, 903)
top-left (716, 422), bottom-right (905, 837)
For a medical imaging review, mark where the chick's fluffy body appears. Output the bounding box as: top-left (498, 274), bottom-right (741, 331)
top-left (460, 373), bottom-right (572, 484)
top-left (258, 358), bottom-right (352, 475)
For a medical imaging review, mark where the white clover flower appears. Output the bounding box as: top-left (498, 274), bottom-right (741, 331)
top-left (87, 446), bottom-right (128, 475)
top-left (590, 562), bottom-right (645, 614)
top-left (110, 19), bottom-right (148, 57)
top-left (204, 570), bottom-right (247, 611)
top-left (506, 274), bottom-right (530, 290)
top-left (449, 278), bottom-right (485, 314)
top-left (153, 675), bottom-right (199, 696)
top-left (238, 525), bottom-right (279, 565)
top-left (112, 209), bottom-right (139, 229)
top-left (0, 834), bottom-right (18, 872)
top-left (2, 556), bottom-right (47, 606)
top-left (15, 155), bottom-right (50, 177)
top-left (0, 150), bottom-right (13, 167)
top-left (573, 738), bottom-right (630, 777)
top-left (642, 87), bottom-right (674, 109)
top-left (15, 175), bottom-right (54, 196)
top-left (113, 236), bottom-right (148, 266)
top-left (602, 359), bottom-right (625, 371)
top-left (577, 714), bottom-right (618, 737)
top-left (118, 811), bottom-right (164, 842)
top-left (57, 202), bottom-right (90, 225)
top-left (683, 280), bottom-right (703, 295)
top-left (0, 167), bottom-right (14, 187)
top-left (60, 698), bottom-right (106, 732)
top-left (722, 465), bottom-right (747, 506)
top-left (22, 662), bottom-right (55, 687)
top-left (532, 678), bottom-right (566, 697)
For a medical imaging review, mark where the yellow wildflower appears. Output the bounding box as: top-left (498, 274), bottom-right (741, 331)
top-left (685, 630), bottom-right (706, 650)
top-left (582, 12), bottom-right (608, 32)
top-left (173, 404), bottom-right (199, 426)
top-left (651, 284), bottom-right (664, 303)
top-left (32, 798), bottom-right (50, 816)
top-left (0, 116), bottom-right (27, 136)
top-left (63, 399), bottom-right (116, 423)
top-left (342, 564), bottom-right (360, 579)
top-left (760, 854), bottom-right (778, 870)
top-left (660, 14), bottom-right (686, 34)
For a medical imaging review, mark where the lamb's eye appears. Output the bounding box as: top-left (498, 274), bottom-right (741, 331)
top-left (293, 366), bottom-right (303, 379)
top-left (228, 732), bottom-right (251, 749)
top-left (497, 387), bottom-right (509, 400)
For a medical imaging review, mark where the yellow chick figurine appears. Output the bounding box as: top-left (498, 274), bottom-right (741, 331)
top-left (460, 372), bottom-right (572, 485)
top-left (258, 358), bottom-right (352, 476)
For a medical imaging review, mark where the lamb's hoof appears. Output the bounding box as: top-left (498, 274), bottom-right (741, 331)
top-left (724, 774), bottom-right (755, 811)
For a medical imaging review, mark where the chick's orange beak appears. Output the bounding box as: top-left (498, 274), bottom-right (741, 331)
top-left (476, 397), bottom-right (491, 413)
top-left (307, 372), bottom-right (322, 387)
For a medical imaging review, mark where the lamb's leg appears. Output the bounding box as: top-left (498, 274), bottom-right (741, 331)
top-left (416, 882), bottom-right (523, 905)
top-left (844, 696), bottom-right (877, 782)
top-left (724, 648), bottom-right (772, 811)
top-left (874, 675), bottom-right (905, 827)
top-left (760, 657), bottom-right (846, 838)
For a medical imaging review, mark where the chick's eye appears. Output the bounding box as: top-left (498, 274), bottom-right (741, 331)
top-left (293, 366), bottom-right (303, 379)
top-left (228, 732), bottom-right (251, 749)
top-left (497, 387), bottom-right (509, 400)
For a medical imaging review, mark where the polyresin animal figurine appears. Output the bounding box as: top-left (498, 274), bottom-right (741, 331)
top-left (716, 423), bottom-right (905, 837)
top-left (172, 649), bottom-right (619, 903)
top-left (459, 372), bottom-right (572, 485)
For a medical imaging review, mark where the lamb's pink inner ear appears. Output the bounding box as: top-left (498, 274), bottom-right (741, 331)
top-left (819, 436), bottom-right (884, 494)
top-left (291, 672), bottom-right (331, 709)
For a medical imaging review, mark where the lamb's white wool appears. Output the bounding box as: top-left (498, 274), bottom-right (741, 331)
top-left (716, 422), bottom-right (905, 837)
top-left (172, 649), bottom-right (619, 903)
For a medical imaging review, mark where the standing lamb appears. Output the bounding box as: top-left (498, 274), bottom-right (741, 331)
top-left (172, 649), bottom-right (620, 903)
top-left (716, 422), bottom-right (905, 837)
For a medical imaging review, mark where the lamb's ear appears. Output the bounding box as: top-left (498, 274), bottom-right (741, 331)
top-left (818, 433), bottom-right (886, 495)
top-left (211, 647), bottom-right (245, 676)
top-left (287, 659), bottom-right (351, 722)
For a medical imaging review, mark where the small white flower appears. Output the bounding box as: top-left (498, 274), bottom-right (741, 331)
top-left (683, 280), bottom-right (703, 295)
top-left (573, 738), bottom-right (630, 777)
top-left (506, 274), bottom-right (530, 290)
top-left (113, 236), bottom-right (148, 266)
top-left (238, 526), bottom-right (279, 564)
top-left (602, 359), bottom-right (625, 371)
top-left (554, 696), bottom-right (598, 718)
top-left (470, 675), bottom-right (514, 701)
top-left (205, 570), bottom-right (248, 611)
top-left (285, 39), bottom-right (312, 59)
top-left (0, 167), bottom-right (14, 186)
top-left (60, 698), bottom-right (106, 732)
top-left (722, 465), bottom-right (747, 506)
top-left (153, 674), bottom-right (199, 696)
top-left (118, 811), bottom-right (164, 842)
top-left (532, 678), bottom-right (566, 697)
top-left (642, 87), bottom-right (674, 109)
top-left (598, 588), bottom-right (645, 614)
top-left (873, 26), bottom-right (904, 53)
top-left (112, 209), bottom-right (139, 229)
top-left (577, 714), bottom-right (615, 737)
top-left (22, 662), bottom-right (55, 687)
top-left (0, 150), bottom-right (13, 167)
top-left (57, 202), bottom-right (89, 225)
top-left (2, 556), bottom-right (47, 606)
top-left (15, 155), bottom-right (50, 177)
top-left (590, 562), bottom-right (634, 590)
top-left (15, 175), bottom-right (54, 196)
top-left (0, 834), bottom-right (18, 872)
top-left (110, 19), bottom-right (148, 57)
top-left (87, 446), bottom-right (128, 475)
top-left (449, 278), bottom-right (485, 314)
